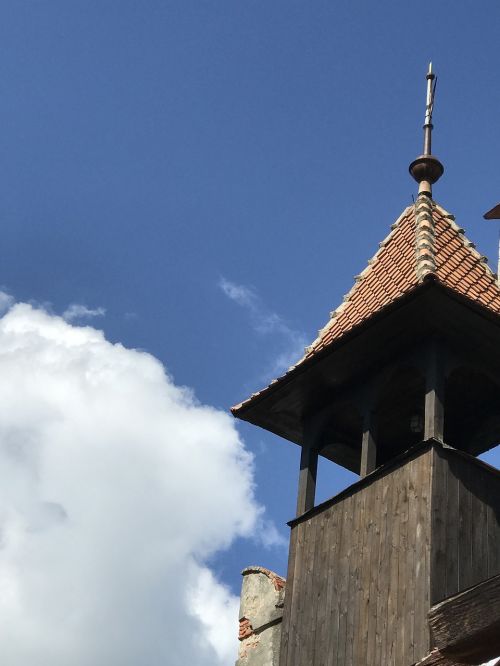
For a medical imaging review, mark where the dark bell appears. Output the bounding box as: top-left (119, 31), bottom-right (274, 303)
top-left (409, 155), bottom-right (444, 185)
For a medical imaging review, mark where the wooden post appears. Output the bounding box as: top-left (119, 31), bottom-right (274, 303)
top-left (296, 444), bottom-right (318, 517)
top-left (360, 411), bottom-right (377, 477)
top-left (424, 340), bottom-right (445, 441)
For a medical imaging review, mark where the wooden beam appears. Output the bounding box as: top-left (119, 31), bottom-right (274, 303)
top-left (296, 445), bottom-right (318, 516)
top-left (428, 572), bottom-right (500, 663)
top-left (425, 340), bottom-right (445, 441)
top-left (360, 412), bottom-right (376, 477)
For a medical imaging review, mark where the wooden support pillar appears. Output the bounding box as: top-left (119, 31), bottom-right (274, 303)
top-left (360, 411), bottom-right (377, 477)
top-left (424, 340), bottom-right (445, 441)
top-left (296, 444), bottom-right (318, 517)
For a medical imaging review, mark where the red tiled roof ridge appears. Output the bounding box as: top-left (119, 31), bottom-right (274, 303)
top-left (303, 203), bottom-right (418, 359)
top-left (307, 205), bottom-right (414, 353)
top-left (415, 194), bottom-right (436, 280)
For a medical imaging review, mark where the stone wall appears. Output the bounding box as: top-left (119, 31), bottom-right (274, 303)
top-left (236, 566), bottom-right (285, 666)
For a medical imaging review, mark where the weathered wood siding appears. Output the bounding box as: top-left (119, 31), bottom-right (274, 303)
top-left (279, 447), bottom-right (433, 666)
top-left (430, 446), bottom-right (500, 604)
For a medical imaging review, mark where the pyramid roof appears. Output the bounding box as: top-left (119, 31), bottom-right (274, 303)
top-left (305, 198), bottom-right (500, 358)
top-left (232, 196), bottom-right (500, 416)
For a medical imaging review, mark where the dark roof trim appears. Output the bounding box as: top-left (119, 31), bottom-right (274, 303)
top-left (232, 277), bottom-right (500, 419)
top-left (232, 279), bottom-right (435, 416)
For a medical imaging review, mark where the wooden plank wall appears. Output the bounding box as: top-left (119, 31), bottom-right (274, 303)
top-left (279, 448), bottom-right (433, 666)
top-left (430, 446), bottom-right (500, 604)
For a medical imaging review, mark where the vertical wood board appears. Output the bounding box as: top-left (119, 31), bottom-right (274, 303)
top-left (430, 447), bottom-right (500, 604)
top-left (279, 447), bottom-right (433, 666)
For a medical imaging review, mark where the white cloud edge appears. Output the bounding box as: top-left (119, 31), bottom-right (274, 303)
top-left (62, 303), bottom-right (106, 321)
top-left (218, 276), bottom-right (307, 378)
top-left (0, 294), bottom-right (284, 665)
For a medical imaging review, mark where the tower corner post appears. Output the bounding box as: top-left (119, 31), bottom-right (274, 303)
top-left (360, 410), bottom-right (377, 477)
top-left (296, 444), bottom-right (318, 516)
top-left (424, 339), bottom-right (445, 441)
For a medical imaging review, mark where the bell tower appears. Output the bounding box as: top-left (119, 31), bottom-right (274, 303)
top-left (232, 66), bottom-right (500, 665)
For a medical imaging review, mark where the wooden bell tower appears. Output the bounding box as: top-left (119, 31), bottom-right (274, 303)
top-left (232, 66), bottom-right (500, 665)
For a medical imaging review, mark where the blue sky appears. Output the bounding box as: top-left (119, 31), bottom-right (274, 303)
top-left (1, 2), bottom-right (500, 663)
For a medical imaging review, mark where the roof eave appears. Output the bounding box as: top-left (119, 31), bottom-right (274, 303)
top-left (231, 277), bottom-right (437, 420)
top-left (232, 277), bottom-right (500, 451)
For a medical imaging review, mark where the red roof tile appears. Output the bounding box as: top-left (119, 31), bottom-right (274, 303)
top-left (303, 200), bottom-right (500, 358)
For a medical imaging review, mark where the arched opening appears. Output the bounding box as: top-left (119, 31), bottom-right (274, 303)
top-left (316, 399), bottom-right (363, 474)
top-left (314, 399), bottom-right (363, 502)
top-left (374, 365), bottom-right (426, 466)
top-left (445, 366), bottom-right (500, 455)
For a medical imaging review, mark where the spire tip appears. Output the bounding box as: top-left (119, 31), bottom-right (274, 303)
top-left (409, 64), bottom-right (444, 195)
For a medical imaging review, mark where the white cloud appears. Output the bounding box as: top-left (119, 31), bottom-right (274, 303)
top-left (219, 277), bottom-right (286, 336)
top-left (188, 566), bottom-right (241, 662)
top-left (257, 517), bottom-right (287, 549)
top-left (219, 277), bottom-right (307, 377)
top-left (62, 303), bottom-right (106, 321)
top-left (0, 301), bottom-right (275, 665)
top-left (0, 290), bottom-right (14, 314)
top-left (219, 278), bottom-right (257, 311)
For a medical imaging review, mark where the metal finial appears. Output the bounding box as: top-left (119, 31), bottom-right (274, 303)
top-left (423, 62), bottom-right (437, 154)
top-left (409, 63), bottom-right (444, 196)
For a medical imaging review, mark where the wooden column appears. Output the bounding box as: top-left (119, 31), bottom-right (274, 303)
top-left (360, 412), bottom-right (377, 477)
top-left (296, 444), bottom-right (318, 517)
top-left (424, 340), bottom-right (445, 441)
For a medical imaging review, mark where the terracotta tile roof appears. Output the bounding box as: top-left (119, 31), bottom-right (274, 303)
top-left (303, 197), bottom-right (500, 358)
top-left (232, 195), bottom-right (500, 414)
